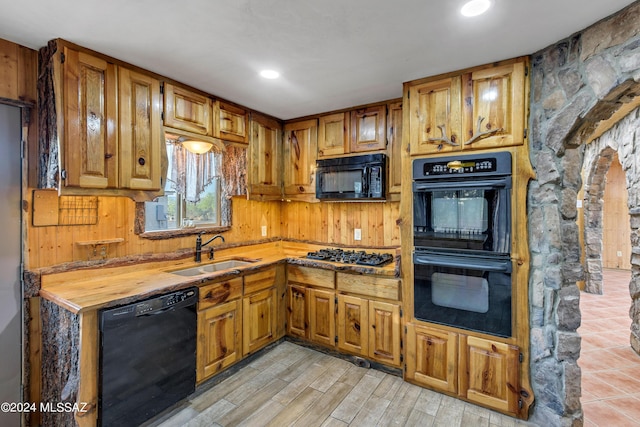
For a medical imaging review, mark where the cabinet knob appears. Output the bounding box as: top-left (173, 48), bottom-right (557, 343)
top-left (105, 153), bottom-right (113, 159)
top-left (138, 157), bottom-right (146, 166)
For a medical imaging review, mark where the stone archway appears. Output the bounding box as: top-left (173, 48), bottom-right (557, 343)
top-left (527, 3), bottom-right (640, 425)
top-left (582, 145), bottom-right (620, 295)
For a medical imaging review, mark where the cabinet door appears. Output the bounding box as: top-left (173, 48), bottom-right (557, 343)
top-left (308, 288), bottom-right (335, 347)
top-left (61, 47), bottom-right (117, 189)
top-left (283, 119), bottom-right (317, 201)
top-left (350, 105), bottom-right (387, 152)
top-left (458, 335), bottom-right (520, 415)
top-left (409, 77), bottom-right (463, 155)
top-left (248, 113), bottom-right (282, 200)
top-left (462, 61), bottom-right (527, 149)
top-left (243, 287), bottom-right (278, 355)
top-left (337, 294), bottom-right (368, 356)
top-left (215, 100), bottom-right (248, 143)
top-left (163, 83), bottom-right (212, 135)
top-left (118, 67), bottom-right (162, 190)
top-left (318, 112), bottom-right (349, 158)
top-left (287, 285), bottom-right (308, 339)
top-left (387, 101), bottom-right (403, 195)
top-left (368, 300), bottom-right (401, 366)
top-left (197, 299), bottom-right (242, 382)
top-left (405, 324), bottom-right (457, 393)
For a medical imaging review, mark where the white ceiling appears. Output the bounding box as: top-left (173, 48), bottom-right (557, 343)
top-left (0, 0), bottom-right (636, 120)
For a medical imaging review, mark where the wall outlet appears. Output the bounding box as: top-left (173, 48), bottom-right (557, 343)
top-left (617, 251), bottom-right (623, 257)
top-left (354, 228), bottom-right (362, 241)
top-left (261, 225), bottom-right (267, 237)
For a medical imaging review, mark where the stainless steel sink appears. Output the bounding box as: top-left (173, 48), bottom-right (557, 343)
top-left (169, 260), bottom-right (253, 276)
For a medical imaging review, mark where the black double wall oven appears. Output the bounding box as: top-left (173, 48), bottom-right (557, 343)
top-left (412, 151), bottom-right (513, 338)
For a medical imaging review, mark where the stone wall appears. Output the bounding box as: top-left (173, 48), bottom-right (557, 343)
top-left (528, 2), bottom-right (640, 425)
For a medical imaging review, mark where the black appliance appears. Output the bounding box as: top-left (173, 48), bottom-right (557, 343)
top-left (413, 250), bottom-right (512, 337)
top-left (99, 288), bottom-right (198, 427)
top-left (316, 153), bottom-right (386, 200)
top-left (306, 248), bottom-right (394, 267)
top-left (412, 152), bottom-right (513, 338)
top-left (412, 151), bottom-right (511, 255)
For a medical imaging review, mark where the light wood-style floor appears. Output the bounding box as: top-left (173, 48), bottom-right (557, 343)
top-left (146, 342), bottom-right (536, 427)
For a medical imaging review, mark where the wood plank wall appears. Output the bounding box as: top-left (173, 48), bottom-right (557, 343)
top-left (281, 201), bottom-right (401, 247)
top-left (603, 155), bottom-right (631, 269)
top-left (27, 196), bottom-right (401, 269)
top-left (27, 195), bottom-right (282, 269)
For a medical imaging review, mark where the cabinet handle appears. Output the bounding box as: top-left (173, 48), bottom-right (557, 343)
top-left (105, 153), bottom-right (113, 159)
top-left (138, 157), bottom-right (146, 166)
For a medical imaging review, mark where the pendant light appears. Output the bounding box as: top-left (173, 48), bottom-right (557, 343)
top-left (180, 139), bottom-right (213, 154)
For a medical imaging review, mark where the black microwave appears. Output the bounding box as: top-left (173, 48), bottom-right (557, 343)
top-left (315, 153), bottom-right (386, 200)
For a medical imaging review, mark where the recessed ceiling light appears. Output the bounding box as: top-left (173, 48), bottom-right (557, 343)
top-left (460, 0), bottom-right (491, 17)
top-left (259, 69), bottom-right (280, 79)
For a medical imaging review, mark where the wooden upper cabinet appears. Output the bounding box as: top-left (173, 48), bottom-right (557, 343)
top-left (215, 100), bottom-right (249, 143)
top-left (407, 57), bottom-right (528, 155)
top-left (387, 101), bottom-right (403, 195)
top-left (409, 76), bottom-right (463, 156)
top-left (462, 61), bottom-right (527, 150)
top-left (163, 83), bottom-right (212, 135)
top-left (60, 47), bottom-right (118, 189)
top-left (350, 105), bottom-right (387, 152)
top-left (458, 335), bottom-right (520, 416)
top-left (118, 67), bottom-right (163, 190)
top-left (247, 113), bottom-right (282, 200)
top-left (318, 112), bottom-right (349, 158)
top-left (283, 119), bottom-right (318, 201)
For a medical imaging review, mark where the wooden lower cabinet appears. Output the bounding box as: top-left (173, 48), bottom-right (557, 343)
top-left (308, 288), bottom-right (335, 347)
top-left (287, 285), bottom-right (308, 339)
top-left (335, 296), bottom-right (401, 366)
top-left (197, 299), bottom-right (242, 383)
top-left (459, 335), bottom-right (520, 415)
top-left (243, 287), bottom-right (278, 355)
top-left (336, 294), bottom-right (368, 356)
top-left (405, 323), bottom-right (521, 416)
top-left (405, 324), bottom-right (458, 393)
top-left (368, 300), bottom-right (401, 366)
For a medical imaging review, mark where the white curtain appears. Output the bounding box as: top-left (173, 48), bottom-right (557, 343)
top-left (167, 142), bottom-right (222, 203)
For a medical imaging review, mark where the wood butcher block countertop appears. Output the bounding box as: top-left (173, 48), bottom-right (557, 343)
top-left (39, 241), bottom-right (400, 314)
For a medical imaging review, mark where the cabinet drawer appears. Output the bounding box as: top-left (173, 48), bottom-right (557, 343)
top-left (336, 272), bottom-right (400, 301)
top-left (199, 277), bottom-right (242, 310)
top-left (244, 268), bottom-right (277, 294)
top-left (287, 265), bottom-right (335, 289)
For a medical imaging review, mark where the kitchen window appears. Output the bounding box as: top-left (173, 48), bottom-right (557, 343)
top-left (143, 139), bottom-right (223, 233)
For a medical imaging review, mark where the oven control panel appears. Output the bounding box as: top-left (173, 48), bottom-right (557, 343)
top-left (422, 157), bottom-right (497, 175)
top-left (413, 152), bottom-right (511, 179)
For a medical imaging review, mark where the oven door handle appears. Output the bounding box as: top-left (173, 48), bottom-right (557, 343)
top-left (413, 176), bottom-right (511, 191)
top-left (413, 252), bottom-right (512, 273)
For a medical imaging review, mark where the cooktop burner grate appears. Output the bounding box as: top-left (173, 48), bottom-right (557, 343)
top-left (306, 248), bottom-right (394, 267)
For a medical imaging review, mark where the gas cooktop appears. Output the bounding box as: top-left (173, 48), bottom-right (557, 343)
top-left (305, 248), bottom-right (394, 267)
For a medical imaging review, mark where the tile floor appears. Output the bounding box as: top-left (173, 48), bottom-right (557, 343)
top-left (579, 268), bottom-right (640, 426)
top-left (146, 342), bottom-right (535, 427)
top-left (144, 268), bottom-right (639, 427)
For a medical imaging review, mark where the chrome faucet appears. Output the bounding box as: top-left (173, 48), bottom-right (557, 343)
top-left (195, 232), bottom-right (225, 263)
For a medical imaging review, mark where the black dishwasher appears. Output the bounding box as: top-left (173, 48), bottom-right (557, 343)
top-left (99, 288), bottom-right (198, 427)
